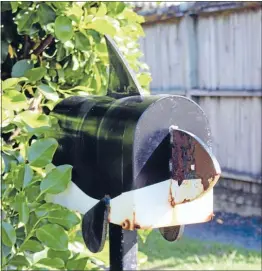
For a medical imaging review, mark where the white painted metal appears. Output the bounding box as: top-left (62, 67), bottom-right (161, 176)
top-left (110, 179), bottom-right (216, 230)
top-left (47, 178), bottom-right (217, 230)
top-left (46, 182), bottom-right (99, 215)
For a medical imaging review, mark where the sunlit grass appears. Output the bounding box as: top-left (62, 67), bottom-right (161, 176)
top-left (137, 230), bottom-right (261, 270)
top-left (71, 228), bottom-right (261, 270)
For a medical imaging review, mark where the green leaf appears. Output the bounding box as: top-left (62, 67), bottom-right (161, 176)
top-left (138, 73), bottom-right (152, 87)
top-left (87, 17), bottom-right (117, 36)
top-left (14, 166), bottom-right (24, 190)
top-left (14, 192), bottom-right (30, 224)
top-left (93, 64), bottom-right (101, 93)
top-left (23, 164), bottom-right (34, 188)
top-left (86, 29), bottom-right (101, 43)
top-left (2, 222), bottom-right (16, 247)
top-left (2, 109), bottom-right (15, 127)
top-left (37, 3), bottom-right (56, 25)
top-left (66, 257), bottom-right (89, 270)
top-left (56, 43), bottom-right (66, 61)
top-left (47, 249), bottom-right (71, 262)
top-left (36, 224), bottom-right (69, 251)
top-left (122, 9), bottom-right (145, 24)
top-left (36, 257), bottom-right (65, 268)
top-left (115, 2), bottom-right (126, 15)
top-left (51, 2), bottom-right (69, 11)
top-left (96, 3), bottom-right (107, 17)
top-left (55, 16), bottom-right (73, 42)
top-left (2, 89), bottom-right (28, 112)
top-left (25, 67), bottom-right (47, 82)
top-left (72, 55), bottom-right (80, 71)
top-left (14, 111), bottom-right (51, 129)
top-left (37, 84), bottom-right (59, 102)
top-left (10, 2), bottom-right (19, 13)
top-left (65, 3), bottom-right (83, 23)
top-left (108, 2), bottom-right (126, 16)
top-left (25, 185), bottom-right (41, 202)
top-left (35, 203), bottom-right (62, 218)
top-left (40, 165), bottom-right (72, 194)
top-left (28, 138), bottom-right (58, 168)
top-left (1, 155), bottom-right (5, 174)
top-left (9, 255), bottom-right (30, 267)
top-left (20, 239), bottom-right (44, 252)
top-left (2, 77), bottom-right (28, 91)
top-left (138, 229), bottom-right (152, 243)
top-left (18, 202), bottom-right (30, 224)
top-left (16, 9), bottom-right (38, 35)
top-left (16, 226), bottom-right (26, 240)
top-left (75, 32), bottom-right (90, 51)
top-left (48, 209), bottom-right (80, 230)
top-left (2, 244), bottom-right (11, 258)
top-left (25, 212), bottom-right (38, 234)
top-left (11, 59), bottom-right (34, 78)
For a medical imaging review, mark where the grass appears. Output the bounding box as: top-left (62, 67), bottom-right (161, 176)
top-left (84, 229), bottom-right (261, 270)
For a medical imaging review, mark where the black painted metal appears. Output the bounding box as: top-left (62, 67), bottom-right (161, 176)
top-left (109, 223), bottom-right (137, 271)
top-left (82, 197), bottom-right (110, 253)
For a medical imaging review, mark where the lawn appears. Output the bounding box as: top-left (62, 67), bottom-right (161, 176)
top-left (82, 229), bottom-right (261, 270)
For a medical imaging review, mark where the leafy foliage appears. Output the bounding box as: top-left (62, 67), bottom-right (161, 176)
top-left (1, 1), bottom-right (151, 270)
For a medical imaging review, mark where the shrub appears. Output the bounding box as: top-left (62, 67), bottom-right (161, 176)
top-left (1, 2), bottom-right (151, 270)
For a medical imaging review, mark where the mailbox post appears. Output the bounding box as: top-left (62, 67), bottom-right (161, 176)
top-left (48, 35), bottom-right (221, 271)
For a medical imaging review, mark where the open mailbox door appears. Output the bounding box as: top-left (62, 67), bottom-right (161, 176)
top-left (48, 35), bottom-right (221, 254)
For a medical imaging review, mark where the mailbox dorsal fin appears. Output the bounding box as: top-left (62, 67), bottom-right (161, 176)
top-left (105, 35), bottom-right (143, 98)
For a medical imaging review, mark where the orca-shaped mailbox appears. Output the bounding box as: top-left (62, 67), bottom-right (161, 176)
top-left (48, 35), bottom-right (221, 270)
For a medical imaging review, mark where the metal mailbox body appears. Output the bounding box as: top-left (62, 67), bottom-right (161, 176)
top-left (50, 94), bottom-right (220, 230)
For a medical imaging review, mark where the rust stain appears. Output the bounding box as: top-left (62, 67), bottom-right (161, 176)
top-left (170, 127), bottom-right (220, 203)
top-left (139, 225), bottom-right (153, 230)
top-left (121, 211), bottom-right (153, 230)
top-left (168, 181), bottom-right (176, 207)
top-left (205, 213), bottom-right (215, 222)
top-left (121, 219), bottom-right (131, 230)
top-left (194, 142), bottom-right (217, 191)
top-left (134, 224), bottom-right (141, 229)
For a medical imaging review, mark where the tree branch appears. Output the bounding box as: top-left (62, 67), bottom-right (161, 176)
top-left (32, 34), bottom-right (54, 56)
top-left (23, 35), bottom-right (30, 59)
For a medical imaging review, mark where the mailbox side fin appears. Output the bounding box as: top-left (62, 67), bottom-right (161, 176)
top-left (105, 35), bottom-right (143, 98)
top-left (82, 197), bottom-right (110, 253)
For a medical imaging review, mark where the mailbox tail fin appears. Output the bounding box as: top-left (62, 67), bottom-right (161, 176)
top-left (82, 197), bottom-right (110, 253)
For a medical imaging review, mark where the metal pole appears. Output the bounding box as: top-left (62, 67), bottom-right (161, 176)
top-left (109, 223), bottom-right (138, 271)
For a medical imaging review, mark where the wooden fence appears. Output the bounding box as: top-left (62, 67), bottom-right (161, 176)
top-left (138, 2), bottom-right (262, 185)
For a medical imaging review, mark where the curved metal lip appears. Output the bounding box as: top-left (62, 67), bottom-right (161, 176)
top-left (132, 94), bottom-right (213, 183)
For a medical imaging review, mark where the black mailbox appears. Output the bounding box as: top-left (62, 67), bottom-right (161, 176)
top-left (48, 36), bottom-right (221, 260)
